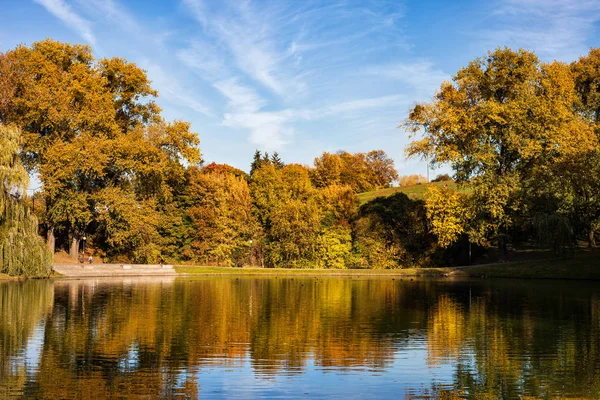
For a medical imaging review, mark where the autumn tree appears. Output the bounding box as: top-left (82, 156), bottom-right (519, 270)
top-left (425, 186), bottom-right (477, 249)
top-left (311, 152), bottom-right (342, 188)
top-left (365, 150), bottom-right (398, 187)
top-left (311, 150), bottom-right (397, 192)
top-left (184, 166), bottom-right (259, 266)
top-left (399, 174), bottom-right (427, 187)
top-left (404, 48), bottom-right (596, 259)
top-left (0, 125), bottom-right (51, 277)
top-left (568, 48), bottom-right (600, 246)
top-left (0, 39), bottom-right (200, 261)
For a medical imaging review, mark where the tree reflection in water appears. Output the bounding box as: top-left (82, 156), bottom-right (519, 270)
top-left (0, 277), bottom-right (599, 399)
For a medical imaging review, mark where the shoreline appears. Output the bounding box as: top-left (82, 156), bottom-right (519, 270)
top-left (175, 252), bottom-right (600, 280)
top-left (174, 266), bottom-right (451, 277)
top-left (3, 251), bottom-right (597, 281)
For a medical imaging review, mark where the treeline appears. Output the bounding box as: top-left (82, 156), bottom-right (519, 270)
top-left (406, 47), bottom-right (600, 258)
top-left (2, 39), bottom-right (599, 273)
top-left (116, 149), bottom-right (408, 268)
top-left (0, 39), bottom-right (415, 271)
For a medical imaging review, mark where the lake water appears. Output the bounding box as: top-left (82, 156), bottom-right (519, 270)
top-left (0, 276), bottom-right (598, 399)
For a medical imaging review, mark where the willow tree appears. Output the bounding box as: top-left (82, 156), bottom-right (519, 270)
top-left (404, 48), bottom-right (596, 259)
top-left (0, 125), bottom-right (51, 277)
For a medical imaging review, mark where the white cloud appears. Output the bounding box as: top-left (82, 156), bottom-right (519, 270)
top-left (221, 94), bottom-right (408, 151)
top-left (81, 0), bottom-right (140, 32)
top-left (34, 0), bottom-right (95, 45)
top-left (222, 110), bottom-right (291, 151)
top-left (362, 62), bottom-right (449, 95)
top-left (487, 0), bottom-right (600, 61)
top-left (213, 78), bottom-right (266, 114)
top-left (326, 95), bottom-right (408, 115)
top-left (142, 61), bottom-right (213, 117)
top-left (176, 41), bottom-right (228, 81)
top-left (182, 0), bottom-right (306, 97)
top-left (178, 0), bottom-right (410, 153)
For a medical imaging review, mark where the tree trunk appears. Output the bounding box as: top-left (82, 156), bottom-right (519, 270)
top-left (498, 234), bottom-right (509, 262)
top-left (589, 229), bottom-right (597, 248)
top-left (47, 226), bottom-right (55, 254)
top-left (70, 237), bottom-right (80, 259)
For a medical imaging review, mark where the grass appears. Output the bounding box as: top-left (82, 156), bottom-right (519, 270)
top-left (176, 250), bottom-right (600, 280)
top-left (175, 265), bottom-right (451, 277)
top-left (357, 181), bottom-right (468, 204)
top-left (452, 251), bottom-right (600, 280)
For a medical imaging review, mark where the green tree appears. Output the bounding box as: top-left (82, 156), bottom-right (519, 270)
top-left (353, 193), bottom-right (435, 268)
top-left (250, 150), bottom-right (273, 176)
top-left (0, 125), bottom-right (51, 277)
top-left (270, 152), bottom-right (285, 169)
top-left (404, 48), bottom-right (595, 259)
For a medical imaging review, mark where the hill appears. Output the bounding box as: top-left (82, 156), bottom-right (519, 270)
top-left (357, 181), bottom-right (466, 204)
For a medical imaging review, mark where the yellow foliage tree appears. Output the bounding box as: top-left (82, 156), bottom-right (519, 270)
top-left (404, 48), bottom-right (596, 257)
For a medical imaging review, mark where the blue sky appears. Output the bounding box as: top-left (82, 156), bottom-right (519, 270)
top-left (1, 0), bottom-right (600, 175)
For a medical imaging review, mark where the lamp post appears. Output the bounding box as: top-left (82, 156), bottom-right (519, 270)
top-left (82, 236), bottom-right (86, 256)
top-left (249, 239), bottom-right (253, 267)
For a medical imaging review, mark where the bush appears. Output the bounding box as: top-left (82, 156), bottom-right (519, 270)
top-left (432, 174), bottom-right (453, 182)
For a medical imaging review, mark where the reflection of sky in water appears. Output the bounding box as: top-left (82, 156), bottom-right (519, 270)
top-left (24, 321), bottom-right (45, 374)
top-left (119, 343), bottom-right (140, 372)
top-left (194, 346), bottom-right (456, 399)
top-left (2, 278), bottom-right (599, 399)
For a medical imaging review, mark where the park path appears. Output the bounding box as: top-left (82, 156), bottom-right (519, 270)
top-left (53, 263), bottom-right (177, 278)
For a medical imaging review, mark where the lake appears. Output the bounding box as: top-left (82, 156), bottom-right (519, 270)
top-left (0, 276), bottom-right (598, 399)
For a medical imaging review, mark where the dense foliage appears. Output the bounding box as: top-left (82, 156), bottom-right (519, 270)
top-left (0, 125), bottom-right (51, 277)
top-left (2, 40), bottom-right (600, 271)
top-left (405, 47), bottom-right (600, 258)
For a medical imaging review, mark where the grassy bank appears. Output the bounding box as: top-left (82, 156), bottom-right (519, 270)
top-left (176, 251), bottom-right (599, 280)
top-left (452, 251), bottom-right (600, 280)
top-left (175, 266), bottom-right (451, 277)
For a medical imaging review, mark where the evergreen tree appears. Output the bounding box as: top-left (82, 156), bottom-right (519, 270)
top-left (271, 152), bottom-right (285, 169)
top-left (250, 150), bottom-right (274, 176)
top-left (0, 125), bottom-right (52, 277)
top-left (250, 150), bottom-right (263, 176)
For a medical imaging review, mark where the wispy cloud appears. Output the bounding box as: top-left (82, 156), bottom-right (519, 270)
top-left (214, 78), bottom-right (266, 114)
top-left (34, 0), bottom-right (95, 45)
top-left (183, 0), bottom-right (304, 97)
top-left (177, 0), bottom-right (410, 151)
top-left (361, 62), bottom-right (449, 95)
top-left (142, 61), bottom-right (213, 117)
top-left (222, 110), bottom-right (292, 151)
top-left (176, 40), bottom-right (228, 81)
top-left (486, 0), bottom-right (600, 61)
top-left (325, 95), bottom-right (407, 116)
top-left (222, 94), bottom-right (407, 151)
top-left (80, 0), bottom-right (140, 32)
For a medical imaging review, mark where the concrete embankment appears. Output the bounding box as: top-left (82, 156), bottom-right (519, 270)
top-left (52, 263), bottom-right (177, 278)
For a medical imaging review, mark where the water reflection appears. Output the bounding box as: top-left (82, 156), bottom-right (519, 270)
top-left (1, 277), bottom-right (599, 399)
